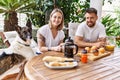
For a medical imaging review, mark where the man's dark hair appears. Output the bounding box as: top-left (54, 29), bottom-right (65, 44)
top-left (85, 8), bottom-right (97, 15)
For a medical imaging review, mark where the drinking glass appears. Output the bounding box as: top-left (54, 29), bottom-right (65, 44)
top-left (105, 36), bottom-right (116, 51)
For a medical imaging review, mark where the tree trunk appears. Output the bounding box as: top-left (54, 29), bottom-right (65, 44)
top-left (4, 11), bottom-right (18, 32)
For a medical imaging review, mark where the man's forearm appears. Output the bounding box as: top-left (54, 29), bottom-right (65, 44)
top-left (75, 40), bottom-right (93, 48)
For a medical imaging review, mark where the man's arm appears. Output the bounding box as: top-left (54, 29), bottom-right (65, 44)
top-left (97, 37), bottom-right (106, 42)
top-left (74, 36), bottom-right (106, 48)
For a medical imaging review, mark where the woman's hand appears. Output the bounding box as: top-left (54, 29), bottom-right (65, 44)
top-left (51, 46), bottom-right (62, 52)
top-left (53, 43), bottom-right (64, 52)
top-left (49, 43), bottom-right (64, 52)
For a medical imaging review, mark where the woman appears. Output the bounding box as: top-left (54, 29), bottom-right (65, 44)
top-left (37, 8), bottom-right (65, 52)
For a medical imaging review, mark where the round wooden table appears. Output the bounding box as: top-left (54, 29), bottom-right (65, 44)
top-left (24, 51), bottom-right (65, 80)
top-left (24, 48), bottom-right (120, 80)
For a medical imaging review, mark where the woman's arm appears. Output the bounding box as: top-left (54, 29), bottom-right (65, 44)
top-left (37, 34), bottom-right (48, 52)
top-left (37, 34), bottom-right (63, 52)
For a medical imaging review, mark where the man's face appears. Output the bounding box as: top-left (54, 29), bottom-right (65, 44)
top-left (85, 13), bottom-right (98, 27)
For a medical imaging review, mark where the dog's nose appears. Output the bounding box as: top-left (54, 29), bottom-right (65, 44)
top-left (27, 35), bottom-right (31, 39)
top-left (26, 33), bottom-right (32, 44)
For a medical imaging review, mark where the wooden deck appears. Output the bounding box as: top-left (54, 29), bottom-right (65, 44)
top-left (25, 48), bottom-right (120, 80)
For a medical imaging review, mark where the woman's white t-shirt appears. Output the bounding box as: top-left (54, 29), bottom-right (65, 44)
top-left (37, 24), bottom-right (65, 47)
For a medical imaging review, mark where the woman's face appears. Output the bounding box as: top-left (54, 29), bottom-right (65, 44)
top-left (50, 12), bottom-right (62, 28)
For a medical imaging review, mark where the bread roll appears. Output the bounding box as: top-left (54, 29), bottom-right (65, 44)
top-left (98, 47), bottom-right (105, 54)
top-left (59, 62), bottom-right (67, 66)
top-left (49, 62), bottom-right (60, 66)
top-left (68, 62), bottom-right (74, 66)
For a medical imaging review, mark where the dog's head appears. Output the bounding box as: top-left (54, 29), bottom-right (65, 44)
top-left (15, 19), bottom-right (32, 42)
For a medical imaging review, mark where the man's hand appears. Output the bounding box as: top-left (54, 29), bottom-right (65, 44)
top-left (93, 41), bottom-right (106, 48)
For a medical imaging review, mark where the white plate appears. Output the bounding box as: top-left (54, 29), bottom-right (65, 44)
top-left (44, 61), bottom-right (78, 69)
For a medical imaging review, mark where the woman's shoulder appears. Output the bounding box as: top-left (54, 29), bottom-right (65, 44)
top-left (38, 24), bottom-right (49, 31)
top-left (37, 24), bottom-right (49, 33)
top-left (58, 29), bottom-right (64, 33)
top-left (58, 30), bottom-right (65, 37)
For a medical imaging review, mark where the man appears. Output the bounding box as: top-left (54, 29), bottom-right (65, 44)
top-left (74, 8), bottom-right (106, 48)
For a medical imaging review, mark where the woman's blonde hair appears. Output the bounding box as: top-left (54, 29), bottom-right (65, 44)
top-left (49, 8), bottom-right (64, 30)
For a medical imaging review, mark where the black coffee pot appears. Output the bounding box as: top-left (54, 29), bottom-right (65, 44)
top-left (64, 37), bottom-right (78, 58)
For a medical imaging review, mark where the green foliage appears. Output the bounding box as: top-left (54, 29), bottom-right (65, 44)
top-left (114, 6), bottom-right (120, 47)
top-left (0, 0), bottom-right (39, 17)
top-left (0, 0), bottom-right (42, 31)
top-left (29, 0), bottom-right (90, 27)
top-left (0, 36), bottom-right (3, 43)
top-left (101, 15), bottom-right (120, 46)
top-left (103, 0), bottom-right (113, 5)
top-left (101, 15), bottom-right (118, 36)
top-left (116, 40), bottom-right (120, 47)
top-left (0, 36), bottom-right (6, 49)
top-left (70, 1), bottom-right (90, 23)
top-left (29, 0), bottom-right (53, 28)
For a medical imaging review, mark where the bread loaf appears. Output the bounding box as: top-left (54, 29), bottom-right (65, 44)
top-left (42, 56), bottom-right (74, 62)
top-left (42, 56), bottom-right (62, 62)
top-left (49, 62), bottom-right (74, 67)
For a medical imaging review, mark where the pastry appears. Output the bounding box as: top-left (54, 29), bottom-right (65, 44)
top-left (85, 47), bottom-right (90, 53)
top-left (92, 49), bottom-right (99, 56)
top-left (99, 47), bottom-right (105, 54)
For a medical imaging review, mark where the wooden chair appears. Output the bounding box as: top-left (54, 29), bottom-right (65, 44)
top-left (1, 60), bottom-right (28, 80)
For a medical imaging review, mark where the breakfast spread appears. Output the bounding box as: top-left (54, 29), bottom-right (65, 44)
top-left (77, 46), bottom-right (111, 61)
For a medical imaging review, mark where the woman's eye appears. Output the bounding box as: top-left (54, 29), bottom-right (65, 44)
top-left (53, 16), bottom-right (57, 18)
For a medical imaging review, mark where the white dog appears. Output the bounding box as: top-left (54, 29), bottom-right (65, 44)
top-left (5, 32), bottom-right (35, 60)
top-left (0, 22), bottom-right (36, 79)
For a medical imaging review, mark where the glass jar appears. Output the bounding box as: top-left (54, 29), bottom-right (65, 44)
top-left (81, 49), bottom-right (88, 63)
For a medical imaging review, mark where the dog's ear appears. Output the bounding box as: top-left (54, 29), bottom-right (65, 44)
top-left (26, 19), bottom-right (32, 29)
top-left (15, 25), bottom-right (21, 33)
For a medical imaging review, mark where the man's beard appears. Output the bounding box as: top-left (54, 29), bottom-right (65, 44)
top-left (87, 22), bottom-right (95, 27)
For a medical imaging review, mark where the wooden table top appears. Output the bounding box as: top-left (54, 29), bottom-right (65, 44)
top-left (24, 48), bottom-right (120, 80)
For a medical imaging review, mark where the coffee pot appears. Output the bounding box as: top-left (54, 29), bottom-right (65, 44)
top-left (64, 37), bottom-right (78, 58)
